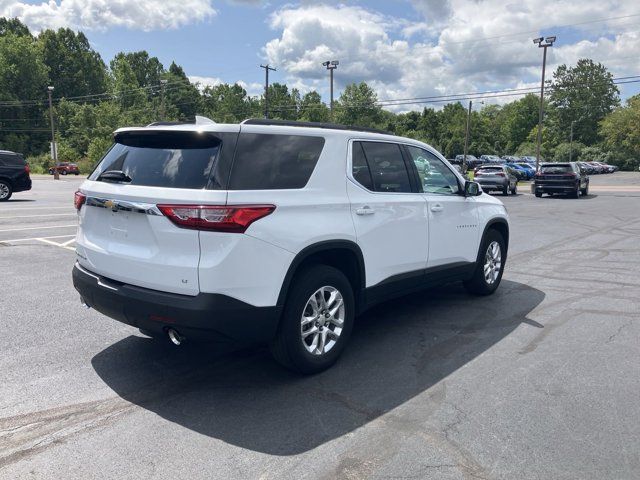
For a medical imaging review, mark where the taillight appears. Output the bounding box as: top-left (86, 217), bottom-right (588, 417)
top-left (496, 172), bottom-right (505, 177)
top-left (157, 204), bottom-right (275, 233)
top-left (24, 164), bottom-right (30, 174)
top-left (74, 190), bottom-right (86, 210)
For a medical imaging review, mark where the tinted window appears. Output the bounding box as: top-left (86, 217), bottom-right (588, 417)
top-left (540, 164), bottom-right (573, 174)
top-left (352, 142), bottom-right (374, 190)
top-left (478, 166), bottom-right (503, 172)
top-left (406, 146), bottom-right (460, 195)
top-left (0, 154), bottom-right (25, 166)
top-left (89, 132), bottom-right (221, 189)
top-left (360, 142), bottom-right (412, 193)
top-left (229, 134), bottom-right (324, 190)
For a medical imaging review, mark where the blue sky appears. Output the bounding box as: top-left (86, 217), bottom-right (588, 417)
top-left (5, 0), bottom-right (640, 108)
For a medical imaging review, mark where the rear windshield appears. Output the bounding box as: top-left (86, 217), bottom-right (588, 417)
top-left (0, 154), bottom-right (25, 166)
top-left (541, 164), bottom-right (573, 174)
top-left (228, 133), bottom-right (325, 190)
top-left (89, 132), bottom-right (221, 189)
top-left (478, 166), bottom-right (503, 172)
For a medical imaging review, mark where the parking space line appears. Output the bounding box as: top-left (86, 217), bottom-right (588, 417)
top-left (37, 237), bottom-right (76, 252)
top-left (0, 224), bottom-right (77, 233)
top-left (0, 206), bottom-right (72, 210)
top-left (60, 238), bottom-right (76, 246)
top-left (0, 213), bottom-right (76, 219)
top-left (0, 234), bottom-right (75, 243)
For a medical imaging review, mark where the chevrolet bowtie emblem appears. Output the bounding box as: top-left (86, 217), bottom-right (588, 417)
top-left (104, 200), bottom-right (117, 211)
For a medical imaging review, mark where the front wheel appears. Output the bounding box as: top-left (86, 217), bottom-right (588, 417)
top-left (61, 170), bottom-right (68, 175)
top-left (270, 265), bottom-right (354, 374)
top-left (464, 230), bottom-right (506, 296)
top-left (48, 169), bottom-right (54, 175)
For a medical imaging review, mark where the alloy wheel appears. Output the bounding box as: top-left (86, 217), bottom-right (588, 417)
top-left (484, 241), bottom-right (502, 285)
top-left (300, 286), bottom-right (345, 355)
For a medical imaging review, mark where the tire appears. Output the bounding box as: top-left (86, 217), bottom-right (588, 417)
top-left (74, 172), bottom-right (79, 175)
top-left (49, 169), bottom-right (54, 175)
top-left (535, 192), bottom-right (542, 198)
top-left (464, 229), bottom-right (506, 296)
top-left (581, 182), bottom-right (589, 196)
top-left (510, 183), bottom-right (517, 195)
top-left (0, 180), bottom-right (12, 201)
top-left (570, 187), bottom-right (579, 198)
top-left (502, 185), bottom-right (508, 196)
top-left (61, 170), bottom-right (68, 175)
top-left (270, 265), bottom-right (355, 374)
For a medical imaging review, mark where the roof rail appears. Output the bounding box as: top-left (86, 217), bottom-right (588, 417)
top-left (146, 121), bottom-right (189, 127)
top-left (146, 116), bottom-right (215, 127)
top-left (241, 118), bottom-right (391, 135)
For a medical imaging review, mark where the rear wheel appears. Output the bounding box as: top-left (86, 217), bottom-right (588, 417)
top-left (570, 186), bottom-right (579, 198)
top-left (270, 265), bottom-right (354, 374)
top-left (502, 185), bottom-right (508, 196)
top-left (61, 170), bottom-right (68, 175)
top-left (510, 183), bottom-right (517, 195)
top-left (464, 230), bottom-right (506, 296)
top-left (535, 192), bottom-right (542, 197)
top-left (48, 169), bottom-right (54, 175)
top-left (581, 182), bottom-right (589, 196)
top-left (0, 180), bottom-right (12, 201)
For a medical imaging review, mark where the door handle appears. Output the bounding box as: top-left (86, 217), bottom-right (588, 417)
top-left (356, 206), bottom-right (375, 216)
top-left (430, 203), bottom-right (444, 212)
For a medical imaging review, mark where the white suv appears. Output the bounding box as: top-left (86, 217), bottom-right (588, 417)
top-left (73, 118), bottom-right (509, 373)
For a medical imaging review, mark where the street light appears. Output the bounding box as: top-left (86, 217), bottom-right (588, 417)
top-left (322, 60), bottom-right (339, 120)
top-left (533, 35), bottom-right (556, 172)
top-left (47, 86), bottom-right (59, 180)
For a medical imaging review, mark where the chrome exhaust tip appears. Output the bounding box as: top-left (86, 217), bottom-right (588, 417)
top-left (167, 328), bottom-right (184, 346)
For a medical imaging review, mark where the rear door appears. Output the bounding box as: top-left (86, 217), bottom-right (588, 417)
top-left (347, 140), bottom-right (428, 290)
top-left (76, 127), bottom-right (238, 295)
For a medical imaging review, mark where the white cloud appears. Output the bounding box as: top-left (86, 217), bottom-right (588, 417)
top-left (0, 0), bottom-right (216, 32)
top-left (263, 1), bottom-right (640, 111)
top-left (188, 75), bottom-right (224, 91)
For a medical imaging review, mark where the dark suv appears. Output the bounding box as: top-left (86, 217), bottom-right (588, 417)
top-left (534, 162), bottom-right (589, 198)
top-left (0, 150), bottom-right (31, 201)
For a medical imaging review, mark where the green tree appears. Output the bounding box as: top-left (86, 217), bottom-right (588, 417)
top-left (599, 95), bottom-right (640, 170)
top-left (0, 18), bottom-right (32, 37)
top-left (264, 83), bottom-right (298, 120)
top-left (497, 94), bottom-right (540, 153)
top-left (201, 83), bottom-right (255, 122)
top-left (39, 28), bottom-right (108, 99)
top-left (162, 62), bottom-right (201, 121)
top-left (298, 91), bottom-right (329, 122)
top-left (549, 59), bottom-right (619, 146)
top-left (335, 82), bottom-right (382, 127)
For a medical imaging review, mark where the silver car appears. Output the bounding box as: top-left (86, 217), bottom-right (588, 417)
top-left (474, 165), bottom-right (519, 195)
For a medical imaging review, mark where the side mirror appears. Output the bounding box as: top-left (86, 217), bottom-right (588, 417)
top-left (464, 181), bottom-right (481, 197)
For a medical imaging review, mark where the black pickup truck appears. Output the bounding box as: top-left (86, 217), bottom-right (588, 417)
top-left (534, 162), bottom-right (589, 198)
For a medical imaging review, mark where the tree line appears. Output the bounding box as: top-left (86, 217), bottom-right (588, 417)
top-left (0, 17), bottom-right (638, 173)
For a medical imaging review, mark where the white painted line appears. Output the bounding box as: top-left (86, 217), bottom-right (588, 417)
top-left (0, 224), bottom-right (77, 233)
top-left (0, 213), bottom-right (76, 219)
top-left (0, 234), bottom-right (75, 243)
top-left (61, 238), bottom-right (76, 246)
top-left (37, 237), bottom-right (76, 252)
top-left (0, 206), bottom-right (72, 211)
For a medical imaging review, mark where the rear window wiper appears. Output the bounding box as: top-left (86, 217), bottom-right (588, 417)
top-left (97, 170), bottom-right (132, 183)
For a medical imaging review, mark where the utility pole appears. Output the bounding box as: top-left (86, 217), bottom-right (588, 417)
top-left (47, 86), bottom-right (59, 180)
top-left (160, 79), bottom-right (168, 121)
top-left (569, 120), bottom-right (576, 162)
top-left (322, 60), bottom-right (339, 120)
top-left (260, 64), bottom-right (276, 119)
top-left (463, 100), bottom-right (472, 171)
top-left (533, 35), bottom-right (556, 172)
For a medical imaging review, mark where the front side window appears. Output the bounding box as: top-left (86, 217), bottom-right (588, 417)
top-left (229, 133), bottom-right (325, 190)
top-left (356, 141), bottom-right (412, 193)
top-left (405, 146), bottom-right (460, 195)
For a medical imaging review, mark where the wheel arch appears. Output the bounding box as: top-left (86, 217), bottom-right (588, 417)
top-left (478, 217), bottom-right (509, 260)
top-left (277, 240), bottom-right (366, 314)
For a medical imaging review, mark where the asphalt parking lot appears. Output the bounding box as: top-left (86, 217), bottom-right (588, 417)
top-left (1, 173), bottom-right (639, 479)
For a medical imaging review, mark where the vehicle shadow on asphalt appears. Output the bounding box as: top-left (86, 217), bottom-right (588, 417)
top-left (538, 194), bottom-right (598, 200)
top-left (91, 279), bottom-right (544, 455)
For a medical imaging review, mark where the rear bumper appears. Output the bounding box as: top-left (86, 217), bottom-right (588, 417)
top-left (72, 263), bottom-right (281, 344)
top-left (13, 176), bottom-right (31, 193)
top-left (534, 182), bottom-right (579, 193)
top-left (476, 179), bottom-right (508, 190)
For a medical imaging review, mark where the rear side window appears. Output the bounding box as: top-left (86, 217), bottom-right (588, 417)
top-left (352, 142), bottom-right (374, 190)
top-left (228, 133), bottom-right (325, 190)
top-left (358, 141), bottom-right (412, 193)
top-left (89, 132), bottom-right (221, 189)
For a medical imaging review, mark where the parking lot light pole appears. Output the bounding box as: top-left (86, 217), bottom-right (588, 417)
top-left (160, 79), bottom-right (168, 121)
top-left (463, 100), bottom-right (472, 169)
top-left (47, 86), bottom-right (59, 180)
top-left (322, 60), bottom-right (339, 120)
top-left (533, 35), bottom-right (556, 172)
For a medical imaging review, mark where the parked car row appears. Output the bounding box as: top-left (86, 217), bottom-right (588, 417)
top-left (577, 161), bottom-right (618, 174)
